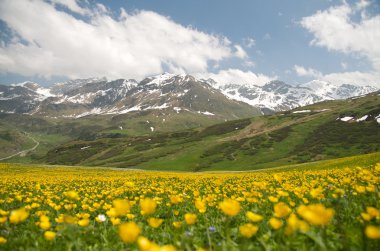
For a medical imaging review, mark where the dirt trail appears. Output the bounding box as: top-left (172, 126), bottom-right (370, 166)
top-left (0, 133), bottom-right (39, 161)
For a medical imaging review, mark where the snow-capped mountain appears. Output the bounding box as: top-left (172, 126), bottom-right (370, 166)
top-left (215, 80), bottom-right (377, 111)
top-left (0, 74), bottom-right (377, 116)
top-left (0, 73), bottom-right (259, 119)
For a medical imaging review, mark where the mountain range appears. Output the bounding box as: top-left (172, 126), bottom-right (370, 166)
top-left (0, 73), bottom-right (377, 119)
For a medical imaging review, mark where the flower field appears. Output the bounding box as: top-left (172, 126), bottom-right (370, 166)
top-left (0, 163), bottom-right (380, 251)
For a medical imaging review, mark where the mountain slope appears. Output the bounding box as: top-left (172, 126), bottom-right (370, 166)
top-left (0, 74), bottom-right (261, 120)
top-left (215, 80), bottom-right (377, 111)
top-left (36, 90), bottom-right (380, 171)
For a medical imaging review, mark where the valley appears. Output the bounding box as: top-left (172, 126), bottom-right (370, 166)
top-left (1, 87), bottom-right (379, 171)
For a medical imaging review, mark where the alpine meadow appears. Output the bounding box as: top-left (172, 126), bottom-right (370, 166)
top-left (0, 0), bottom-right (379, 250)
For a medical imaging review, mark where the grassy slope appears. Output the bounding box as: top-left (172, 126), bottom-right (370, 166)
top-left (34, 92), bottom-right (380, 171)
top-left (1, 92), bottom-right (379, 171)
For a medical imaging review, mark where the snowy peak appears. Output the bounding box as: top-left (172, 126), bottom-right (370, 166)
top-left (217, 79), bottom-right (377, 111)
top-left (0, 74), bottom-right (259, 119)
top-left (0, 74), bottom-right (378, 116)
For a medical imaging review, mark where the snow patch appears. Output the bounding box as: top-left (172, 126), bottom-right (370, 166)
top-left (292, 110), bottom-right (311, 114)
top-left (173, 107), bottom-right (181, 113)
top-left (150, 127), bottom-right (154, 132)
top-left (117, 106), bottom-right (141, 114)
top-left (340, 116), bottom-right (354, 122)
top-left (197, 111), bottom-right (215, 116)
top-left (356, 115), bottom-right (368, 122)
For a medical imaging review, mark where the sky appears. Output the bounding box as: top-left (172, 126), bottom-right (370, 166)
top-left (0, 0), bottom-right (379, 87)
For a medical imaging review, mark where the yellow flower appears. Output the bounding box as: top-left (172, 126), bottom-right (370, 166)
top-left (63, 215), bottom-right (77, 224)
top-left (297, 204), bottom-right (334, 226)
top-left (239, 223), bottom-right (259, 238)
top-left (65, 190), bottom-right (80, 200)
top-left (269, 218), bottom-right (283, 230)
top-left (185, 213), bottom-right (197, 225)
top-left (9, 208), bottom-right (29, 224)
top-left (285, 213), bottom-right (309, 235)
top-left (219, 199), bottom-right (240, 216)
top-left (172, 221), bottom-right (182, 228)
top-left (366, 207), bottom-right (379, 219)
top-left (44, 231), bottom-right (56, 241)
top-left (268, 196), bottom-right (279, 203)
top-left (246, 211), bottom-right (263, 222)
top-left (310, 187), bottom-right (324, 199)
top-left (119, 222), bottom-right (141, 244)
top-left (148, 217), bottom-right (163, 228)
top-left (40, 215), bottom-right (49, 222)
top-left (170, 195), bottom-right (183, 204)
top-left (110, 217), bottom-right (121, 225)
top-left (274, 202), bottom-right (291, 218)
top-left (113, 199), bottom-right (131, 217)
top-left (138, 236), bottom-right (157, 251)
top-left (78, 218), bottom-right (90, 227)
top-left (195, 200), bottom-right (207, 213)
top-left (0, 217), bottom-right (6, 223)
top-left (140, 198), bottom-right (157, 215)
top-left (161, 245), bottom-right (177, 251)
top-left (0, 236), bottom-right (6, 245)
top-left (365, 225), bottom-right (380, 239)
top-left (39, 221), bottom-right (51, 230)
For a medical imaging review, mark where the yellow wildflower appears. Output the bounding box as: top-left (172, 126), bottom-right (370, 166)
top-left (185, 213), bottom-right (197, 225)
top-left (138, 236), bottom-right (157, 251)
top-left (119, 222), bottom-right (141, 243)
top-left (78, 218), bottom-right (90, 227)
top-left (113, 199), bottom-right (131, 216)
top-left (195, 200), bottom-right (207, 213)
top-left (297, 204), bottom-right (334, 226)
top-left (0, 237), bottom-right (6, 245)
top-left (39, 221), bottom-right (51, 230)
top-left (239, 223), bottom-right (259, 238)
top-left (170, 195), bottom-right (183, 204)
top-left (269, 218), bottom-right (283, 230)
top-left (274, 202), bottom-right (291, 218)
top-left (219, 199), bottom-right (240, 216)
top-left (246, 211), bottom-right (263, 222)
top-left (173, 221), bottom-right (182, 228)
top-left (110, 217), bottom-right (121, 225)
top-left (44, 231), bottom-right (56, 241)
top-left (365, 225), bottom-right (380, 239)
top-left (285, 213), bottom-right (309, 235)
top-left (65, 190), bottom-right (80, 200)
top-left (9, 208), bottom-right (29, 224)
top-left (148, 217), bottom-right (163, 228)
top-left (140, 198), bottom-right (157, 215)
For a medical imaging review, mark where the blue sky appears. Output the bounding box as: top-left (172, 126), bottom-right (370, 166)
top-left (0, 0), bottom-right (379, 87)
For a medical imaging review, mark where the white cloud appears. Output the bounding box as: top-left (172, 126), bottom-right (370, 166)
top-left (300, 2), bottom-right (380, 87)
top-left (322, 71), bottom-right (380, 86)
top-left (300, 2), bottom-right (380, 71)
top-left (293, 65), bottom-right (322, 78)
top-left (51, 0), bottom-right (89, 15)
top-left (293, 64), bottom-right (379, 86)
top-left (0, 0), bottom-right (242, 80)
top-left (234, 45), bottom-right (248, 59)
top-left (196, 69), bottom-right (276, 87)
top-left (243, 37), bottom-right (255, 48)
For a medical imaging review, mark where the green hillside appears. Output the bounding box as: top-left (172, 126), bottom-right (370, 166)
top-left (1, 91), bottom-right (379, 171)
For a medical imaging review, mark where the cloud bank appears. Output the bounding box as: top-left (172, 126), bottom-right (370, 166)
top-left (196, 69), bottom-right (276, 87)
top-left (0, 0), bottom-right (250, 80)
top-left (300, 1), bottom-right (380, 86)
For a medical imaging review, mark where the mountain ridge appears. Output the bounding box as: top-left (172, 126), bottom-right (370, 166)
top-left (0, 74), bottom-right (377, 116)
